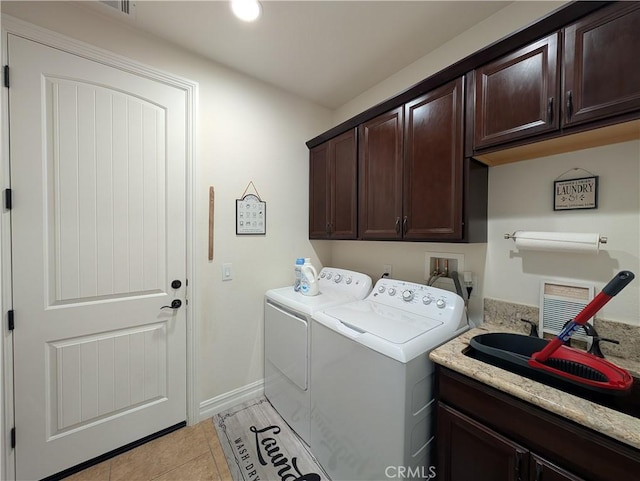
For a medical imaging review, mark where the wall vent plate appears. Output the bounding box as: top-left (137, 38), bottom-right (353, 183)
top-left (539, 280), bottom-right (594, 344)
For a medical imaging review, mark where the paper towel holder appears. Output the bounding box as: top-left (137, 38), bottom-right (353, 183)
top-left (504, 232), bottom-right (608, 244)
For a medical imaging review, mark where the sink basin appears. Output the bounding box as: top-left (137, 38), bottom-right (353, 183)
top-left (464, 340), bottom-right (640, 420)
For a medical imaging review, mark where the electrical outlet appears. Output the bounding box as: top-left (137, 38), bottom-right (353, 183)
top-left (424, 252), bottom-right (464, 280)
top-left (383, 264), bottom-right (393, 278)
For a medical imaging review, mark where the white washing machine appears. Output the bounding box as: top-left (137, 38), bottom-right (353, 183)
top-left (310, 278), bottom-right (468, 481)
top-left (264, 267), bottom-right (372, 445)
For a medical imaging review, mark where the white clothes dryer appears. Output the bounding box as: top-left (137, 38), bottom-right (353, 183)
top-left (264, 267), bottom-right (372, 445)
top-left (310, 278), bottom-right (468, 480)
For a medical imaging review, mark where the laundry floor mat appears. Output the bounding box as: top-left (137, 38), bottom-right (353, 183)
top-left (213, 397), bottom-right (330, 481)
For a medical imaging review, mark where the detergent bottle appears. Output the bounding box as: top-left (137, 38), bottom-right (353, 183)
top-left (300, 258), bottom-right (319, 296)
top-left (293, 257), bottom-right (304, 292)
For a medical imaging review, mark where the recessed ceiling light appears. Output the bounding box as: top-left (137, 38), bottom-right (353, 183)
top-left (231, 0), bottom-right (262, 22)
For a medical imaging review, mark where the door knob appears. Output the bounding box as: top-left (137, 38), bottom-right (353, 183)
top-left (161, 299), bottom-right (182, 310)
top-left (171, 280), bottom-right (182, 289)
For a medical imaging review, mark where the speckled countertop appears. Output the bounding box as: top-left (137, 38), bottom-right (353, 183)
top-left (429, 324), bottom-right (640, 451)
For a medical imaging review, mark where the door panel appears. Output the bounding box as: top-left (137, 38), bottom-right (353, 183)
top-left (47, 323), bottom-right (167, 435)
top-left (358, 107), bottom-right (403, 240)
top-left (404, 78), bottom-right (463, 240)
top-left (8, 34), bottom-right (187, 480)
top-left (330, 129), bottom-right (357, 239)
top-left (46, 78), bottom-right (167, 304)
top-left (437, 403), bottom-right (529, 481)
top-left (474, 33), bottom-right (559, 148)
top-left (308, 142), bottom-right (330, 238)
top-left (563, 3), bottom-right (640, 126)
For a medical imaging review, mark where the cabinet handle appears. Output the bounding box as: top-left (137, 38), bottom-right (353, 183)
top-left (326, 222), bottom-right (332, 235)
top-left (395, 217), bottom-right (401, 234)
top-left (514, 452), bottom-right (523, 481)
top-left (403, 216), bottom-right (408, 235)
top-left (547, 97), bottom-right (554, 124)
top-left (566, 91), bottom-right (573, 120)
top-left (534, 461), bottom-right (543, 481)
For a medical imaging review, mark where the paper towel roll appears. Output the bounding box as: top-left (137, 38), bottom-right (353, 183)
top-left (512, 231), bottom-right (601, 254)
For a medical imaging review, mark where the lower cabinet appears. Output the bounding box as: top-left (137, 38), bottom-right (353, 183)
top-left (435, 366), bottom-right (640, 481)
top-left (438, 403), bottom-right (583, 481)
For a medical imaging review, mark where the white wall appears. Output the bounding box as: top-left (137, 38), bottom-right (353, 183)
top-left (486, 141), bottom-right (640, 325)
top-left (0, 1), bottom-right (333, 405)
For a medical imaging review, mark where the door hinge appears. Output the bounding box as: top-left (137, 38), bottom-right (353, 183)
top-left (5, 188), bottom-right (12, 210)
top-left (10, 427), bottom-right (15, 449)
top-left (8, 310), bottom-right (14, 331)
top-left (3, 66), bottom-right (9, 88)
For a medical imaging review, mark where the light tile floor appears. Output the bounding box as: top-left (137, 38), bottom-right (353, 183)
top-left (63, 418), bottom-right (232, 481)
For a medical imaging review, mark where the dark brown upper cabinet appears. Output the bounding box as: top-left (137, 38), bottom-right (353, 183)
top-left (470, 2), bottom-right (640, 159)
top-left (358, 77), bottom-right (486, 243)
top-left (358, 107), bottom-right (404, 240)
top-left (309, 129), bottom-right (357, 239)
top-left (404, 78), bottom-right (464, 240)
top-left (473, 33), bottom-right (559, 150)
top-left (563, 2), bottom-right (640, 127)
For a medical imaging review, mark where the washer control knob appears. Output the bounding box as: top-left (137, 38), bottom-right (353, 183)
top-left (326, 273), bottom-right (332, 280)
top-left (422, 296), bottom-right (432, 305)
top-left (378, 286), bottom-right (386, 293)
top-left (334, 274), bottom-right (342, 283)
top-left (345, 277), bottom-right (353, 285)
top-left (436, 298), bottom-right (447, 309)
top-left (402, 290), bottom-right (414, 302)
top-left (388, 288), bottom-right (396, 296)
top-left (320, 272), bottom-right (326, 278)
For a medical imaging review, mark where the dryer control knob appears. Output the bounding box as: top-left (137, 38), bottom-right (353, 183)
top-left (378, 286), bottom-right (386, 293)
top-left (422, 296), bottom-right (432, 305)
top-left (326, 273), bottom-right (332, 280)
top-left (388, 288), bottom-right (396, 296)
top-left (402, 290), bottom-right (414, 302)
top-left (436, 298), bottom-right (447, 309)
top-left (345, 277), bottom-right (353, 285)
top-left (320, 272), bottom-right (326, 278)
top-left (334, 274), bottom-right (342, 283)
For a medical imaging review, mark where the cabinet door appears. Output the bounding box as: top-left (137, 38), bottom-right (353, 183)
top-left (530, 454), bottom-right (586, 481)
top-left (330, 129), bottom-right (358, 239)
top-left (404, 78), bottom-right (463, 240)
top-left (437, 403), bottom-right (529, 481)
top-left (474, 33), bottom-right (559, 149)
top-left (309, 142), bottom-right (330, 239)
top-left (563, 3), bottom-right (640, 126)
top-left (359, 107), bottom-right (403, 240)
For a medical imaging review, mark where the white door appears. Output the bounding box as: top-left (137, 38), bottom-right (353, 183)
top-left (8, 34), bottom-right (187, 480)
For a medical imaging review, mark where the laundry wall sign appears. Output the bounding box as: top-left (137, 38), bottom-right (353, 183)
top-left (554, 176), bottom-right (598, 211)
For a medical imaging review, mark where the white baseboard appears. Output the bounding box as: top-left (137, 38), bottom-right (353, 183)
top-left (199, 379), bottom-right (265, 421)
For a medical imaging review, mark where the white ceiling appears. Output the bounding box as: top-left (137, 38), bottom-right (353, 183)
top-left (83, 1), bottom-right (512, 109)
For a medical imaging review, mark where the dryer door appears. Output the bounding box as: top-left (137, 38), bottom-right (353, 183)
top-left (264, 300), bottom-right (308, 390)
